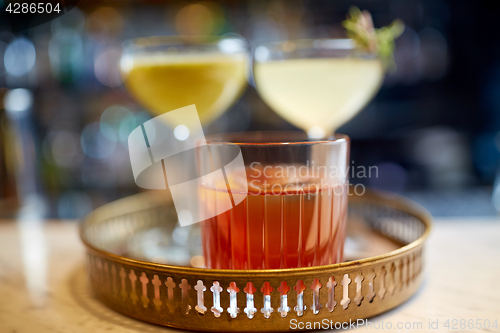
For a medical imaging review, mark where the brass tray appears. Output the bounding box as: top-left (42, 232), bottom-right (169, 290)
top-left (80, 189), bottom-right (431, 332)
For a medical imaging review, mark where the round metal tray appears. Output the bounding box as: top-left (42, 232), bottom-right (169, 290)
top-left (80, 189), bottom-right (431, 332)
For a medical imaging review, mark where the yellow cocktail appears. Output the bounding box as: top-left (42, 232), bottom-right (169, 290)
top-left (253, 39), bottom-right (383, 138)
top-left (121, 36), bottom-right (249, 128)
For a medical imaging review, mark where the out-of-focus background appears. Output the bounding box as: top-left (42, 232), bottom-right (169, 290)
top-left (0, 0), bottom-right (498, 219)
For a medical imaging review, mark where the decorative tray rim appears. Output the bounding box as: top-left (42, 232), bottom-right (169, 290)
top-left (80, 189), bottom-right (432, 275)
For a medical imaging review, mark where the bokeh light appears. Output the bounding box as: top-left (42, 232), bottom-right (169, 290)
top-left (86, 6), bottom-right (124, 39)
top-left (3, 88), bottom-right (33, 113)
top-left (173, 125), bottom-right (190, 141)
top-left (80, 122), bottom-right (116, 160)
top-left (99, 105), bottom-right (136, 144)
top-left (94, 47), bottom-right (123, 87)
top-left (49, 130), bottom-right (82, 168)
top-left (3, 37), bottom-right (36, 77)
top-left (48, 29), bottom-right (84, 82)
top-left (175, 1), bottom-right (224, 35)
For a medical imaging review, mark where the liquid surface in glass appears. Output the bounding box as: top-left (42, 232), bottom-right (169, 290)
top-left (254, 57), bottom-right (383, 137)
top-left (122, 53), bottom-right (248, 128)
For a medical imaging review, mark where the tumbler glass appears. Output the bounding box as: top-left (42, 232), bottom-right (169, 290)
top-left (199, 132), bottom-right (350, 269)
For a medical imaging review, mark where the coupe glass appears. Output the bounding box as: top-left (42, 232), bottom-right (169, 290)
top-left (199, 131), bottom-right (350, 269)
top-left (253, 39), bottom-right (383, 139)
top-left (121, 35), bottom-right (249, 128)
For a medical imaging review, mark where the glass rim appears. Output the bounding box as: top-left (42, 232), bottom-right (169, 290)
top-left (123, 35), bottom-right (248, 48)
top-left (205, 131), bottom-right (349, 146)
top-left (255, 38), bottom-right (356, 51)
top-left (253, 38), bottom-right (378, 62)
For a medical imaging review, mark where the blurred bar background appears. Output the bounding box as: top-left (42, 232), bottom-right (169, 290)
top-left (0, 0), bottom-right (498, 218)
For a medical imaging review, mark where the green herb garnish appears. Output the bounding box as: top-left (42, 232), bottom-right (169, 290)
top-left (342, 6), bottom-right (405, 70)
